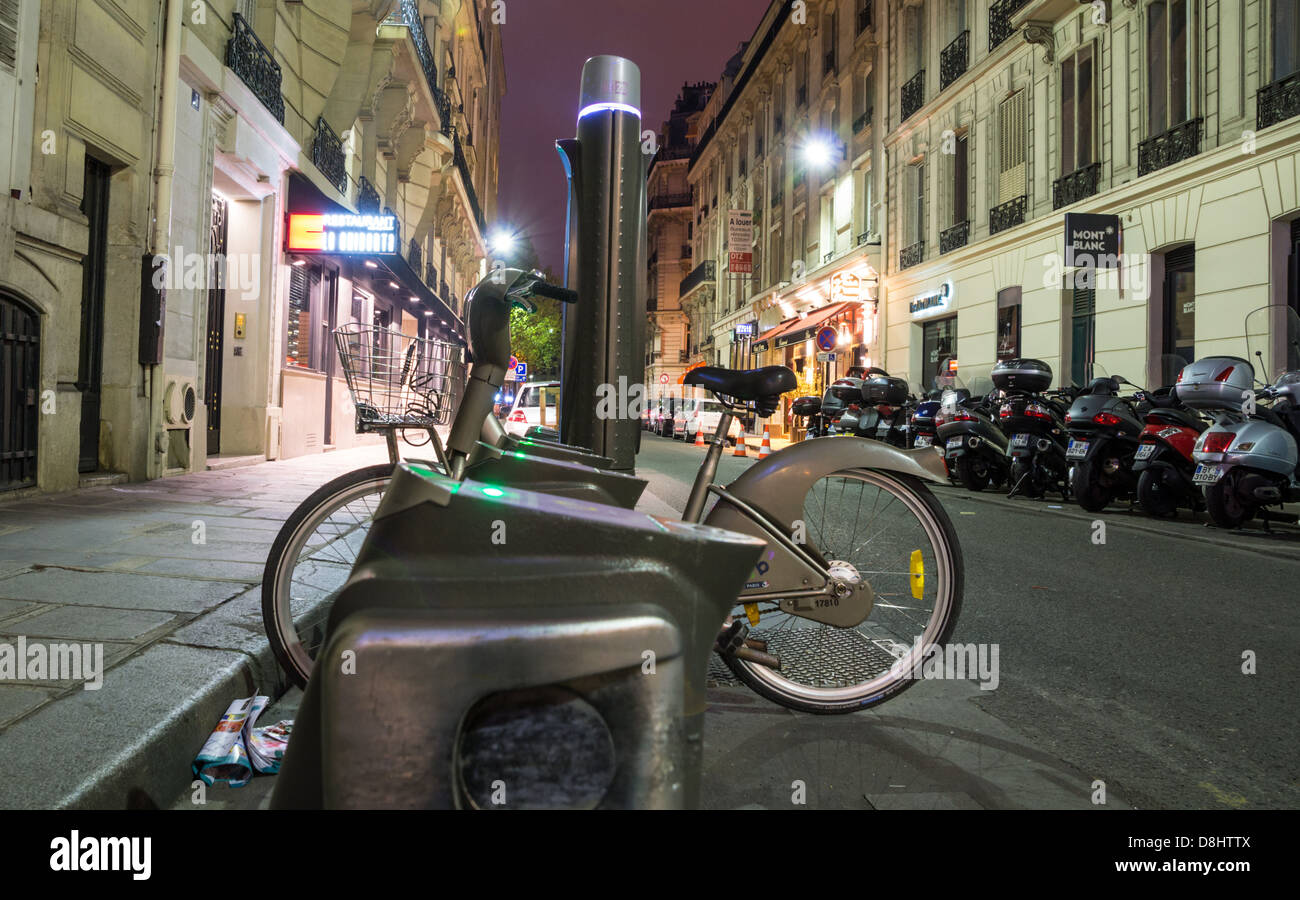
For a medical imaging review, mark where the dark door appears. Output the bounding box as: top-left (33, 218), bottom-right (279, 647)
top-left (1070, 286), bottom-right (1096, 387)
top-left (1162, 245), bottom-right (1196, 365)
top-left (205, 193), bottom-right (228, 455)
top-left (921, 316), bottom-right (957, 387)
top-left (78, 157), bottom-right (111, 473)
top-left (1289, 220), bottom-right (1300, 371)
top-left (1, 295), bottom-right (40, 492)
top-left (322, 269), bottom-right (338, 445)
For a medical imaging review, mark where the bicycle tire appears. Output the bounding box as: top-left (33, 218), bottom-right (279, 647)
top-left (721, 470), bottom-right (964, 715)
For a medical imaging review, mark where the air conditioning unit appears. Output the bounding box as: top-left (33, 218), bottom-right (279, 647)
top-left (164, 377), bottom-right (198, 427)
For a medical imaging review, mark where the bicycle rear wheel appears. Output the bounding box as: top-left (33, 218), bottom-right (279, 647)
top-left (261, 464), bottom-right (396, 687)
top-left (722, 469), bottom-right (963, 714)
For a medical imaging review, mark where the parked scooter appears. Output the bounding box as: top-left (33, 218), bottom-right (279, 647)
top-left (909, 391), bottom-right (943, 450)
top-left (1063, 366), bottom-right (1149, 512)
top-left (1131, 356), bottom-right (1207, 517)
top-left (831, 370), bottom-right (913, 447)
top-left (935, 375), bottom-right (1009, 491)
top-left (1184, 305), bottom-right (1300, 529)
top-left (993, 358), bottom-right (1074, 500)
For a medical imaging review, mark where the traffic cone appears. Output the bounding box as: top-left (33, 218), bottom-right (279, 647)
top-left (694, 425), bottom-right (706, 448)
top-left (733, 427), bottom-right (748, 456)
top-left (758, 428), bottom-right (774, 459)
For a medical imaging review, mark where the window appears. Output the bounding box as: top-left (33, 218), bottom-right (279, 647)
top-left (1276, 0), bottom-right (1300, 78)
top-left (824, 8), bottom-right (837, 75)
top-left (1162, 245), bottom-right (1196, 365)
top-left (1147, 0), bottom-right (1192, 133)
top-left (997, 287), bottom-right (1021, 360)
top-left (286, 265), bottom-right (320, 369)
top-left (911, 162), bottom-right (927, 245)
top-left (951, 133), bottom-right (968, 225)
top-left (997, 90), bottom-right (1028, 203)
top-left (906, 3), bottom-right (925, 75)
top-left (1061, 43), bottom-right (1096, 174)
top-left (1, 0), bottom-right (35, 196)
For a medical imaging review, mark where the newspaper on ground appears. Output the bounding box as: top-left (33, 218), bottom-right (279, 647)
top-left (192, 696), bottom-right (293, 786)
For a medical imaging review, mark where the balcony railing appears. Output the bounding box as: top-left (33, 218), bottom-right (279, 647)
top-left (940, 30), bottom-right (970, 91)
top-left (1052, 160), bottom-right (1101, 209)
top-left (856, 231), bottom-right (873, 246)
top-left (391, 0), bottom-right (452, 134)
top-left (853, 108), bottom-right (873, 133)
top-left (408, 239), bottom-right (422, 271)
top-left (1138, 117), bottom-right (1202, 176)
top-left (824, 251), bottom-right (834, 264)
top-left (940, 221), bottom-right (969, 254)
top-left (989, 194), bottom-right (1027, 235)
top-left (649, 192), bottom-right (692, 210)
top-left (900, 241), bottom-right (925, 269)
top-left (989, 0), bottom-right (1030, 51)
top-left (452, 129), bottom-right (487, 232)
top-left (425, 264), bottom-right (438, 288)
top-left (226, 13), bottom-right (284, 124)
top-left (311, 116), bottom-right (347, 195)
top-left (1259, 71), bottom-right (1300, 130)
top-left (901, 70), bottom-right (925, 122)
top-left (679, 260), bottom-right (716, 297)
top-left (858, 4), bottom-right (873, 33)
top-left (357, 176), bottom-right (381, 212)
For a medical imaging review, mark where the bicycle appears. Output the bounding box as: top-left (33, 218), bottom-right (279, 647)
top-left (263, 269), bottom-right (964, 714)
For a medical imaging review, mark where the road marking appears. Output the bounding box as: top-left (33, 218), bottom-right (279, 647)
top-left (1198, 781), bottom-right (1248, 808)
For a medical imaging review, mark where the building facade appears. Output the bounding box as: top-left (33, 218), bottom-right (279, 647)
top-left (0, 0), bottom-right (503, 497)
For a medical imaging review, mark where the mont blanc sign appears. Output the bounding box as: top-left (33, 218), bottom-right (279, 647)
top-left (1065, 213), bottom-right (1121, 269)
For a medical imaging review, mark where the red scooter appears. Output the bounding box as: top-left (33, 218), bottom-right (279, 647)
top-left (1132, 384), bottom-right (1207, 517)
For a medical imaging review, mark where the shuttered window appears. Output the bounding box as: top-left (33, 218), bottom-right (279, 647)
top-left (0, 0), bottom-right (19, 74)
top-left (286, 266), bottom-right (320, 369)
top-left (998, 90), bottom-right (1027, 204)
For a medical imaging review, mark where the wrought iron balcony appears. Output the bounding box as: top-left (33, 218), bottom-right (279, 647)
top-left (391, 0), bottom-right (452, 134)
top-left (858, 4), bottom-right (873, 33)
top-left (1052, 160), bottom-right (1101, 209)
top-left (357, 176), bottom-right (381, 212)
top-left (1258, 71), bottom-right (1300, 130)
top-left (425, 264), bottom-right (438, 288)
top-left (649, 192), bottom-right (692, 211)
top-left (989, 194), bottom-right (1027, 235)
top-left (226, 13), bottom-right (284, 124)
top-left (901, 70), bottom-right (924, 122)
top-left (679, 260), bottom-right (716, 297)
top-left (853, 108), bottom-right (873, 133)
top-left (408, 239), bottom-right (422, 271)
top-left (311, 116), bottom-right (347, 195)
top-left (940, 30), bottom-right (969, 91)
top-left (857, 231), bottom-right (872, 246)
top-left (940, 221), bottom-right (969, 254)
top-left (900, 241), bottom-right (925, 269)
top-left (1137, 118), bottom-right (1202, 176)
top-left (824, 251), bottom-right (834, 264)
top-left (989, 0), bottom-right (1030, 51)
top-left (452, 129), bottom-right (487, 232)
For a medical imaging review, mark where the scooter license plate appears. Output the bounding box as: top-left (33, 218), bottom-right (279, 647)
top-left (914, 435), bottom-right (933, 449)
top-left (1011, 433), bottom-right (1030, 448)
top-left (1135, 443), bottom-right (1157, 461)
top-left (1192, 464), bottom-right (1226, 485)
top-left (946, 437), bottom-right (964, 450)
top-left (1065, 439), bottom-right (1089, 460)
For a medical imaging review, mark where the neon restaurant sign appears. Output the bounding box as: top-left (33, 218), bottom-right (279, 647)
top-left (286, 213), bottom-right (399, 255)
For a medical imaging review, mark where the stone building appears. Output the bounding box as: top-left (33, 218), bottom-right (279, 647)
top-left (0, 0), bottom-right (503, 496)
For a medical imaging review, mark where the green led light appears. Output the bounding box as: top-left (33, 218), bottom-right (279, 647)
top-left (514, 451), bottom-right (527, 459)
top-left (481, 487), bottom-right (506, 498)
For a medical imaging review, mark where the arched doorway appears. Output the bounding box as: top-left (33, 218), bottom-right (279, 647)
top-left (1, 293), bottom-right (40, 492)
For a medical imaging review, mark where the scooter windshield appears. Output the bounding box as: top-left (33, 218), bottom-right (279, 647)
top-left (1246, 304), bottom-right (1300, 384)
top-left (1155, 354), bottom-right (1189, 389)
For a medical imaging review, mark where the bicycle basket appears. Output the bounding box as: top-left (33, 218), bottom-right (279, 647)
top-left (334, 324), bottom-right (463, 432)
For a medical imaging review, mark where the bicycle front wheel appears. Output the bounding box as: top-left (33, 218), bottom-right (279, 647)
top-left (261, 463), bottom-right (395, 688)
top-left (723, 469), bottom-right (964, 714)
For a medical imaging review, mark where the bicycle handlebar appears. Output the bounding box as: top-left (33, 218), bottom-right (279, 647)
top-left (528, 279), bottom-right (579, 304)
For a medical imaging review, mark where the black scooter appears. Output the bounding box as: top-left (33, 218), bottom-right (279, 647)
top-left (935, 378), bottom-right (1010, 491)
top-left (1064, 375), bottom-right (1148, 512)
top-left (992, 359), bottom-right (1073, 500)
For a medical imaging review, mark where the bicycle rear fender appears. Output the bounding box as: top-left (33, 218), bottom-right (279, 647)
top-left (704, 438), bottom-right (948, 595)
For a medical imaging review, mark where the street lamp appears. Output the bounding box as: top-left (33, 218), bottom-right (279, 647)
top-left (801, 133), bottom-right (847, 170)
top-left (488, 228), bottom-right (517, 257)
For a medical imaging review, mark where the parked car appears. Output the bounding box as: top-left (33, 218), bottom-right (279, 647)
top-left (504, 380), bottom-right (561, 437)
top-left (676, 397), bottom-right (743, 444)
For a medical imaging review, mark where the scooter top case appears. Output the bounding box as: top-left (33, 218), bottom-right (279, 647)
top-left (271, 462), bottom-right (765, 811)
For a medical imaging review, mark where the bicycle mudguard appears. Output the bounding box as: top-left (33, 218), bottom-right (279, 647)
top-left (704, 437), bottom-right (948, 598)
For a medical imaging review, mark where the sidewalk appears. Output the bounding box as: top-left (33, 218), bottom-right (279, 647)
top-left (0, 445), bottom-right (391, 809)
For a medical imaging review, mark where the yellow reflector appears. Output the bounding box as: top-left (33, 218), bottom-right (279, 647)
top-left (744, 603), bottom-right (760, 626)
top-left (909, 550), bottom-right (924, 599)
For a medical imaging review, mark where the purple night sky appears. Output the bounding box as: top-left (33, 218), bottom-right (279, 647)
top-left (496, 0), bottom-right (769, 272)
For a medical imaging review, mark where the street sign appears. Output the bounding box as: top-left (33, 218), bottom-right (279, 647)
top-left (816, 351), bottom-right (835, 362)
top-left (816, 326), bottom-right (837, 352)
top-left (659, 373), bottom-right (669, 385)
top-left (515, 362), bottom-right (528, 378)
top-left (509, 355), bottom-right (518, 372)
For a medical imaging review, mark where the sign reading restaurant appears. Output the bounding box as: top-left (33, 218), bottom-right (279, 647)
top-left (286, 212), bottom-right (400, 255)
top-left (1064, 212), bottom-right (1121, 269)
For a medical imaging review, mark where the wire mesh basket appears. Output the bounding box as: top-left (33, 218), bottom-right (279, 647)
top-left (334, 323), bottom-right (463, 432)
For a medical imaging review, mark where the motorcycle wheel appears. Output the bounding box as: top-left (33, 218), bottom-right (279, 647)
top-left (1071, 463), bottom-right (1114, 512)
top-left (1205, 472), bottom-right (1257, 529)
top-left (954, 456), bottom-right (991, 492)
top-left (1137, 468), bottom-right (1179, 518)
top-left (1010, 459), bottom-right (1040, 497)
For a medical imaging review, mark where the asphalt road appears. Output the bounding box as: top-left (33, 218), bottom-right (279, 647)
top-left (635, 432), bottom-right (1300, 809)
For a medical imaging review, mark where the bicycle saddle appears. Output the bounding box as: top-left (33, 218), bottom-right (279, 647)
top-left (684, 366), bottom-right (796, 405)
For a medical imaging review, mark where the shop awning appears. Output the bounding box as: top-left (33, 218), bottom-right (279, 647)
top-left (751, 316), bottom-right (798, 353)
top-left (755, 301), bottom-right (855, 352)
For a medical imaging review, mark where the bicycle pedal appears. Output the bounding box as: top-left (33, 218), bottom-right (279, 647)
top-left (714, 620), bottom-right (749, 655)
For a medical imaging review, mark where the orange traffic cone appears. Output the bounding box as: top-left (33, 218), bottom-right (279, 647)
top-left (758, 428), bottom-right (774, 459)
top-left (694, 425), bottom-right (706, 448)
top-left (733, 427), bottom-right (748, 457)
